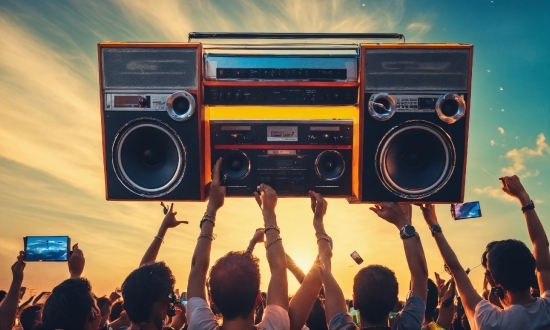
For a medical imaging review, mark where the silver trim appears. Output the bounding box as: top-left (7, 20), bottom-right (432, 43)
top-left (166, 91), bottom-right (196, 122)
top-left (112, 118), bottom-right (186, 197)
top-left (223, 150), bottom-right (251, 180)
top-left (376, 120), bottom-right (455, 199)
top-left (368, 93), bottom-right (397, 121)
top-left (315, 150), bottom-right (345, 181)
top-left (436, 93), bottom-right (466, 124)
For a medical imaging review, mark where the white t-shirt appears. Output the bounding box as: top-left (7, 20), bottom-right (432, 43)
top-left (473, 290), bottom-right (550, 330)
top-left (186, 297), bottom-right (290, 330)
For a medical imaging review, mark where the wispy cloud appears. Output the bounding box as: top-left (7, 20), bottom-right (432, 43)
top-left (490, 140), bottom-right (495, 146)
top-left (501, 133), bottom-right (549, 178)
top-left (473, 186), bottom-right (516, 202)
top-left (498, 127), bottom-right (505, 135)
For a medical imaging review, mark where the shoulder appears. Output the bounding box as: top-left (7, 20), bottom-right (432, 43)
top-left (328, 311), bottom-right (357, 330)
top-left (257, 304), bottom-right (290, 330)
top-left (186, 297), bottom-right (217, 330)
top-left (394, 295), bottom-right (425, 329)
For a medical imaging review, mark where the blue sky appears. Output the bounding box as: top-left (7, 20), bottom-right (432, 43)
top-left (0, 0), bottom-right (549, 299)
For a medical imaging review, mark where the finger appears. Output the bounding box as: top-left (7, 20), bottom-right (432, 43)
top-left (169, 203), bottom-right (174, 212)
top-left (177, 220), bottom-right (189, 225)
top-left (369, 207), bottom-right (381, 215)
top-left (173, 211), bottom-right (178, 216)
top-left (212, 158), bottom-right (222, 185)
top-left (253, 191), bottom-right (262, 208)
top-left (255, 228), bottom-right (264, 232)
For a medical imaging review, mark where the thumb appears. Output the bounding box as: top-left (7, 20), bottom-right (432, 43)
top-left (253, 191), bottom-right (262, 208)
top-left (369, 207), bottom-right (381, 216)
top-left (177, 220), bottom-right (189, 225)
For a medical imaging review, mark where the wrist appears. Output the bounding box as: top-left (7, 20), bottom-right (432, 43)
top-left (262, 210), bottom-right (276, 223)
top-left (205, 205), bottom-right (218, 217)
top-left (394, 218), bottom-right (410, 230)
top-left (518, 193), bottom-right (531, 206)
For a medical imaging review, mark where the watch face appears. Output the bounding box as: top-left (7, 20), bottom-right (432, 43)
top-left (404, 225), bottom-right (416, 236)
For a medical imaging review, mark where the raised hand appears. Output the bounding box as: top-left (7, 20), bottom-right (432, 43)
top-left (207, 158), bottom-right (226, 215)
top-left (11, 251), bottom-right (25, 282)
top-left (309, 190), bottom-right (328, 219)
top-left (160, 203), bottom-right (188, 230)
top-left (417, 203), bottom-right (438, 227)
top-left (251, 228), bottom-right (265, 244)
top-left (254, 183), bottom-right (278, 214)
top-left (68, 244), bottom-right (85, 279)
top-left (399, 203), bottom-right (413, 223)
top-left (499, 175), bottom-right (530, 204)
top-left (369, 202), bottom-right (409, 229)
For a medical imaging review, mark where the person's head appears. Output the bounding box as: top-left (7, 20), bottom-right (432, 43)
top-left (19, 305), bottom-right (42, 330)
top-left (425, 279), bottom-right (439, 322)
top-left (121, 262), bottom-right (175, 325)
top-left (41, 278), bottom-right (100, 330)
top-left (353, 265), bottom-right (398, 324)
top-left (96, 297), bottom-right (112, 323)
top-left (207, 251), bottom-right (261, 320)
top-left (109, 301), bottom-right (124, 322)
top-left (481, 241), bottom-right (498, 269)
top-left (486, 239), bottom-right (536, 294)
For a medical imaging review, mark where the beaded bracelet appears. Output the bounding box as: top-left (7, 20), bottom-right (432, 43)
top-left (200, 214), bottom-right (216, 228)
top-left (264, 224), bottom-right (280, 234)
top-left (198, 233), bottom-right (216, 241)
top-left (154, 235), bottom-right (164, 243)
top-left (265, 237), bottom-right (282, 249)
top-left (316, 234), bottom-right (333, 250)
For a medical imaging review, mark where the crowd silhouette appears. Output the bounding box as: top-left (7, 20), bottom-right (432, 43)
top-left (1, 159), bottom-right (549, 330)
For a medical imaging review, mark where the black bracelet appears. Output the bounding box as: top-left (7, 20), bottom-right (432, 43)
top-left (441, 297), bottom-right (454, 308)
top-left (521, 200), bottom-right (535, 213)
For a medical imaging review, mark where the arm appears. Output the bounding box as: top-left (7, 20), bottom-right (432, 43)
top-left (168, 301), bottom-right (187, 330)
top-left (286, 254), bottom-right (306, 284)
top-left (254, 184), bottom-right (288, 310)
top-left (140, 203), bottom-right (188, 267)
top-left (289, 261), bottom-right (323, 330)
top-left (68, 244), bottom-right (85, 279)
top-left (370, 203), bottom-right (428, 302)
top-left (108, 310), bottom-right (131, 330)
top-left (417, 204), bottom-right (482, 322)
top-left (245, 228), bottom-right (265, 255)
top-left (436, 279), bottom-right (456, 330)
top-left (0, 252), bottom-right (25, 330)
top-left (500, 175), bottom-right (550, 293)
top-left (187, 158), bottom-right (225, 300)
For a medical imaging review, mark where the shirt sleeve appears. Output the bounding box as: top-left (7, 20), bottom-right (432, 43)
top-left (473, 299), bottom-right (502, 330)
top-left (328, 312), bottom-right (358, 330)
top-left (186, 297), bottom-right (218, 330)
top-left (393, 295), bottom-right (425, 330)
top-left (257, 304), bottom-right (290, 330)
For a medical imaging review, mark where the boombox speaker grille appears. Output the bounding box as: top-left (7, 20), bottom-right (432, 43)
top-left (376, 121), bottom-right (455, 199)
top-left (102, 48), bottom-right (198, 90)
top-left (365, 49), bottom-right (470, 92)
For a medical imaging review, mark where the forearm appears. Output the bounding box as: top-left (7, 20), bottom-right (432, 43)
top-left (318, 239), bottom-right (346, 325)
top-left (436, 303), bottom-right (455, 330)
top-left (0, 278), bottom-right (23, 330)
top-left (139, 226), bottom-right (167, 267)
top-left (522, 207), bottom-right (550, 270)
top-left (286, 254), bottom-right (306, 284)
top-left (289, 262), bottom-right (322, 330)
top-left (187, 208), bottom-right (216, 300)
top-left (402, 235), bottom-right (429, 300)
top-left (264, 211), bottom-right (288, 309)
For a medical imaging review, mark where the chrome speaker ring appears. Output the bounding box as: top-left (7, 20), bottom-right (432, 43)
top-left (436, 93), bottom-right (466, 124)
top-left (315, 150), bottom-right (346, 181)
top-left (375, 120), bottom-right (456, 199)
top-left (221, 150), bottom-right (251, 180)
top-left (166, 91), bottom-right (196, 122)
top-left (368, 92), bottom-right (397, 121)
top-left (112, 117), bottom-right (187, 197)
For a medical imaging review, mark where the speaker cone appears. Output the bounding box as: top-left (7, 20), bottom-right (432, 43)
top-left (221, 150), bottom-right (251, 180)
top-left (315, 150), bottom-right (346, 181)
top-left (167, 91), bottom-right (196, 122)
top-left (113, 118), bottom-right (186, 197)
top-left (436, 93), bottom-right (465, 124)
top-left (376, 120), bottom-right (455, 199)
top-left (368, 92), bottom-right (397, 121)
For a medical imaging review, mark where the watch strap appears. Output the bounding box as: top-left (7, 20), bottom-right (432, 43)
top-left (521, 200), bottom-right (535, 213)
top-left (400, 224), bottom-right (418, 239)
top-left (430, 223), bottom-right (442, 236)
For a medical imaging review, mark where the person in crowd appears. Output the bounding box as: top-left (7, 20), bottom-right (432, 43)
top-left (417, 175), bottom-right (550, 329)
top-left (0, 290), bottom-right (6, 303)
top-left (314, 194), bottom-right (428, 330)
top-left (96, 297), bottom-right (112, 330)
top-left (110, 301), bottom-right (124, 322)
top-left (19, 304), bottom-right (42, 330)
top-left (186, 158), bottom-right (290, 330)
top-left (0, 251), bottom-right (25, 330)
top-left (422, 278), bottom-right (454, 330)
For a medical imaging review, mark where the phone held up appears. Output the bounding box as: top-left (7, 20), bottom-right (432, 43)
top-left (450, 201), bottom-right (482, 220)
top-left (23, 236), bottom-right (71, 262)
top-left (350, 251), bottom-right (364, 265)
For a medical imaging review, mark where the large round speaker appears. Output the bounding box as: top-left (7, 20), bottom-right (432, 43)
top-left (376, 120), bottom-right (455, 199)
top-left (112, 118), bottom-right (186, 197)
top-left (315, 150), bottom-right (346, 181)
top-left (221, 150), bottom-right (251, 180)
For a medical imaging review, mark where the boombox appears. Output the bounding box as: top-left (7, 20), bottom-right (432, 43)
top-left (210, 120), bottom-right (353, 196)
top-left (98, 33), bottom-right (472, 203)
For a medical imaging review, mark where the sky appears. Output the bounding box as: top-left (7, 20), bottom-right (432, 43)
top-left (0, 0), bottom-right (549, 302)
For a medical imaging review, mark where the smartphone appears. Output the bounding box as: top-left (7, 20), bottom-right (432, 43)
top-left (350, 251), bottom-right (364, 265)
top-left (23, 236), bottom-right (71, 261)
top-left (450, 201), bottom-right (482, 220)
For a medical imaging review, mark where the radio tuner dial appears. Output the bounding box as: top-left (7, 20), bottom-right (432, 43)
top-left (226, 92), bottom-right (233, 100)
top-left (138, 97), bottom-right (148, 108)
top-left (219, 92), bottom-right (226, 101)
top-left (235, 91), bottom-right (243, 100)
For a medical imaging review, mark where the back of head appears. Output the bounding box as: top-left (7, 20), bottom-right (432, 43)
top-left (20, 305), bottom-right (42, 330)
top-left (109, 301), bottom-right (124, 322)
top-left (487, 239), bottom-right (536, 292)
top-left (353, 265), bottom-right (398, 324)
top-left (122, 262), bottom-right (175, 324)
top-left (425, 279), bottom-right (439, 322)
top-left (41, 278), bottom-right (95, 330)
top-left (481, 241), bottom-right (499, 269)
top-left (96, 297), bottom-right (112, 318)
top-left (0, 290), bottom-right (6, 303)
top-left (208, 251), bottom-right (261, 320)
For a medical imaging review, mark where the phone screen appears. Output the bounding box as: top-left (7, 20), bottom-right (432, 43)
top-left (350, 251), bottom-right (364, 265)
top-left (24, 236), bottom-right (71, 261)
top-left (451, 201), bottom-right (482, 220)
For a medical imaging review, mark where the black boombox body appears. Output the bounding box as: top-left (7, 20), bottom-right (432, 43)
top-left (98, 34), bottom-right (473, 203)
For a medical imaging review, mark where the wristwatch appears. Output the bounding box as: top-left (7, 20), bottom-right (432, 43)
top-left (400, 224), bottom-right (418, 239)
top-left (430, 223), bottom-right (442, 236)
top-left (521, 200), bottom-right (535, 213)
